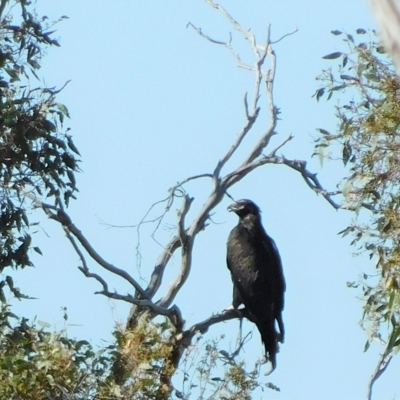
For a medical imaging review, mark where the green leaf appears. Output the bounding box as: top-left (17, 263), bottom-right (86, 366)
top-left (5, 68), bottom-right (20, 80)
top-left (356, 28), bottom-right (367, 34)
top-left (3, 356), bottom-right (14, 370)
top-left (317, 128), bottom-right (330, 135)
top-left (67, 135), bottom-right (81, 155)
top-left (340, 74), bottom-right (356, 81)
top-left (28, 59), bottom-right (40, 69)
top-left (42, 119), bottom-right (56, 132)
top-left (314, 87), bottom-right (325, 101)
top-left (331, 30), bottom-right (342, 36)
top-left (363, 72), bottom-right (380, 82)
top-left (33, 246), bottom-right (42, 255)
top-left (0, 288), bottom-right (6, 303)
top-left (57, 102), bottom-right (70, 118)
top-left (322, 52), bottom-right (343, 60)
top-left (21, 211), bottom-right (29, 227)
top-left (342, 142), bottom-right (352, 166)
top-left (67, 170), bottom-right (76, 189)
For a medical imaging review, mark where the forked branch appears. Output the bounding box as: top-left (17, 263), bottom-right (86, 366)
top-left (130, 0), bottom-right (340, 330)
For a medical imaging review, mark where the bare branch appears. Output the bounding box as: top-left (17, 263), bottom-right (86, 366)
top-left (14, 184), bottom-right (156, 300)
top-left (78, 265), bottom-right (183, 321)
top-left (366, 345), bottom-right (393, 400)
top-left (177, 194), bottom-right (194, 247)
top-left (167, 308), bottom-right (249, 374)
top-left (145, 235), bottom-right (181, 299)
top-left (242, 32), bottom-right (278, 165)
top-left (205, 0), bottom-right (260, 55)
top-left (187, 22), bottom-right (253, 71)
top-left (132, 6), bottom-right (327, 325)
top-left (271, 27), bottom-right (299, 44)
top-left (268, 134), bottom-right (294, 157)
top-left (169, 173), bottom-right (214, 194)
top-left (186, 21), bottom-right (226, 45)
top-left (156, 196), bottom-right (196, 309)
top-left (214, 107), bottom-right (260, 177)
top-left (223, 155), bottom-right (341, 209)
top-left (243, 92), bottom-right (249, 119)
top-left (64, 229), bottom-right (89, 271)
top-left (0, 0), bottom-right (8, 19)
top-left (60, 216), bottom-right (149, 298)
top-left (189, 308), bottom-right (246, 335)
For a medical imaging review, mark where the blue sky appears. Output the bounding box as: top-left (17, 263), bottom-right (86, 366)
top-left (7, 1), bottom-right (399, 399)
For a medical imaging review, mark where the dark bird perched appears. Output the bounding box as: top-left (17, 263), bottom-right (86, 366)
top-left (226, 199), bottom-right (285, 372)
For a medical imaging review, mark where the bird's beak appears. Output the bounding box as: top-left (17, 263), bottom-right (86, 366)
top-left (227, 202), bottom-right (239, 212)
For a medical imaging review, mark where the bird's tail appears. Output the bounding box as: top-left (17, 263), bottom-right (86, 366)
top-left (255, 319), bottom-right (278, 372)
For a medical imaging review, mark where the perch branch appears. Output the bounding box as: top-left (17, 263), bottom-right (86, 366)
top-left (168, 308), bottom-right (249, 375)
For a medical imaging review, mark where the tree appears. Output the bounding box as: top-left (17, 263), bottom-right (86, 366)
top-left (1, 1), bottom-right (379, 399)
top-left (314, 29), bottom-right (400, 399)
top-left (0, 0), bottom-right (79, 296)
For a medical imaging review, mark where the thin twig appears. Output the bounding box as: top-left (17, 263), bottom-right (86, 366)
top-left (169, 173), bottom-right (214, 193)
top-left (268, 134), bottom-right (294, 156)
top-left (271, 27), bottom-right (299, 44)
top-left (186, 22), bottom-right (226, 45)
top-left (188, 22), bottom-right (253, 71)
top-left (222, 155), bottom-right (341, 209)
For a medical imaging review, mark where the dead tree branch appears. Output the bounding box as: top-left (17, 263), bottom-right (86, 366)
top-left (14, 184), bottom-right (187, 328)
top-left (129, 1), bottom-right (340, 334)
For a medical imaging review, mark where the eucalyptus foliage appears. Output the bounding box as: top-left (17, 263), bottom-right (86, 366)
top-left (0, 0), bottom-right (80, 298)
top-left (314, 29), bottom-right (400, 361)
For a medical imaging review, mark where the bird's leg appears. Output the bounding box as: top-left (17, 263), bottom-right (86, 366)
top-left (222, 304), bottom-right (236, 312)
top-left (223, 285), bottom-right (245, 312)
top-left (262, 352), bottom-right (277, 376)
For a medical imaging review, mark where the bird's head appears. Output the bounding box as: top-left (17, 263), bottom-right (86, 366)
top-left (228, 199), bottom-right (261, 219)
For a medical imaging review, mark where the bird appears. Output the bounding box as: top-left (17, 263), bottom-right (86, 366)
top-left (226, 199), bottom-right (285, 372)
